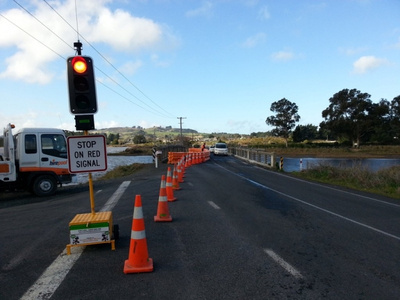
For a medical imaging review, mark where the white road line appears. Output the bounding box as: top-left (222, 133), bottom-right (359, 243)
top-left (265, 168), bottom-right (400, 208)
top-left (215, 164), bottom-right (400, 241)
top-left (20, 181), bottom-right (131, 300)
top-left (101, 181), bottom-right (130, 212)
top-left (264, 249), bottom-right (303, 279)
top-left (208, 201), bottom-right (221, 210)
top-left (245, 177), bottom-right (400, 242)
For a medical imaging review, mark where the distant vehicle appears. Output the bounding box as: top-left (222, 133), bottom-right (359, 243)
top-left (209, 145), bottom-right (215, 153)
top-left (214, 143), bottom-right (228, 156)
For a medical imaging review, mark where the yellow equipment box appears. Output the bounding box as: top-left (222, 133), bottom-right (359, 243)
top-left (66, 211), bottom-right (115, 255)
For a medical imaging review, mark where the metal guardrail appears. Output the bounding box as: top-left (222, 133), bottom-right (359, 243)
top-left (229, 147), bottom-right (276, 168)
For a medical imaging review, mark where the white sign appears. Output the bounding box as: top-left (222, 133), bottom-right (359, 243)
top-left (67, 135), bottom-right (107, 173)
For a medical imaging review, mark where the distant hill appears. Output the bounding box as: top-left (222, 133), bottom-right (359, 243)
top-left (94, 126), bottom-right (199, 134)
top-left (90, 126), bottom-right (204, 145)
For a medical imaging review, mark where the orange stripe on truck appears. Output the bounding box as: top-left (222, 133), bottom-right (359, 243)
top-left (19, 167), bottom-right (70, 175)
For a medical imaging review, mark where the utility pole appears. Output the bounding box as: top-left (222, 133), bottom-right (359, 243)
top-left (177, 117), bottom-right (186, 145)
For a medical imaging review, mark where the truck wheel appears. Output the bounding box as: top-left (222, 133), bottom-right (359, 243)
top-left (32, 175), bottom-right (57, 196)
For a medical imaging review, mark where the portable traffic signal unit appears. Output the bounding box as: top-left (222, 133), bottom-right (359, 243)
top-left (67, 56), bottom-right (97, 114)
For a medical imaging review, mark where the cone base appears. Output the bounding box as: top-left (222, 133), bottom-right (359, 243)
top-left (167, 197), bottom-right (177, 202)
top-left (154, 215), bottom-right (172, 222)
top-left (123, 258), bottom-right (153, 274)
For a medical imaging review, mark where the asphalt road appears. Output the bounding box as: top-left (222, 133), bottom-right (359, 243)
top-left (1, 155), bottom-right (399, 299)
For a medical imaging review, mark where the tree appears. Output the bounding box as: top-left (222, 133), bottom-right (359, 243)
top-left (266, 98), bottom-right (300, 147)
top-left (390, 96), bottom-right (400, 141)
top-left (133, 134), bottom-right (146, 144)
top-left (367, 99), bottom-right (391, 144)
top-left (320, 89), bottom-right (372, 147)
top-left (292, 124), bottom-right (318, 142)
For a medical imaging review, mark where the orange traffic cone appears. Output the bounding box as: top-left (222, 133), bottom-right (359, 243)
top-left (184, 155), bottom-right (189, 168)
top-left (179, 159), bottom-right (185, 178)
top-left (124, 195), bottom-right (153, 274)
top-left (172, 166), bottom-right (181, 190)
top-left (154, 175), bottom-right (172, 222)
top-left (178, 162), bottom-right (184, 182)
top-left (166, 167), bottom-right (177, 201)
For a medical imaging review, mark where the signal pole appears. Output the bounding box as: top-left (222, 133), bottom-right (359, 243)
top-left (177, 117), bottom-right (186, 145)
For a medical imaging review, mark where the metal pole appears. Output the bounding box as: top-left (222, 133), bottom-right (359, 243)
top-left (177, 117), bottom-right (186, 145)
top-left (84, 129), bottom-right (95, 215)
top-left (89, 172), bottom-right (95, 215)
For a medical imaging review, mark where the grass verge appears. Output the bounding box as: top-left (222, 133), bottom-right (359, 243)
top-left (98, 163), bottom-right (145, 180)
top-left (292, 164), bottom-right (400, 199)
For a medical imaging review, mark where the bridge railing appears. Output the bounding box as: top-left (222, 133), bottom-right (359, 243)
top-left (157, 145), bottom-right (187, 163)
top-left (229, 147), bottom-right (276, 168)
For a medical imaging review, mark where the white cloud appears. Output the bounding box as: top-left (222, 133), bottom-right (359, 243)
top-left (394, 36), bottom-right (400, 49)
top-left (96, 120), bottom-right (120, 129)
top-left (138, 120), bottom-right (160, 128)
top-left (258, 6), bottom-right (270, 20)
top-left (118, 60), bottom-right (143, 75)
top-left (339, 46), bottom-right (368, 56)
top-left (242, 32), bottom-right (266, 48)
top-left (150, 54), bottom-right (170, 67)
top-left (226, 119), bottom-right (261, 134)
top-left (271, 51), bottom-right (294, 61)
top-left (186, 2), bottom-right (214, 18)
top-left (0, 111), bottom-right (39, 129)
top-left (90, 9), bottom-right (162, 51)
top-left (352, 55), bottom-right (388, 74)
top-left (0, 0), bottom-right (175, 84)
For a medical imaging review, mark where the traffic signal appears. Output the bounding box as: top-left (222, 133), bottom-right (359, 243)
top-left (67, 56), bottom-right (97, 114)
top-left (74, 114), bottom-right (95, 130)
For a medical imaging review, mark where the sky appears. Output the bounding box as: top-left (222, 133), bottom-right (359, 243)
top-left (0, 0), bottom-right (399, 134)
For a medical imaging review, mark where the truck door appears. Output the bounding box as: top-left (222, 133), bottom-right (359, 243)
top-left (17, 133), bottom-right (41, 170)
top-left (39, 134), bottom-right (68, 172)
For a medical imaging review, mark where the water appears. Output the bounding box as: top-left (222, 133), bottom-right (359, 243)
top-left (74, 147), bottom-right (153, 183)
top-left (283, 157), bottom-right (400, 173)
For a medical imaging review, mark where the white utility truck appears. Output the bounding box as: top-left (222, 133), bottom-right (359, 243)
top-left (0, 123), bottom-right (74, 196)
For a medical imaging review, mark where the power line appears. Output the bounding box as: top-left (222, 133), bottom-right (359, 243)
top-left (2, 5), bottom-right (169, 118)
top-left (41, 0), bottom-right (175, 119)
top-left (13, 0), bottom-right (73, 51)
top-left (74, 0), bottom-right (79, 41)
top-left (0, 12), bottom-right (65, 60)
top-left (5, 0), bottom-right (176, 120)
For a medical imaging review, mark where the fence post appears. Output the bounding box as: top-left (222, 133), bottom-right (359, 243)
top-left (152, 147), bottom-right (158, 168)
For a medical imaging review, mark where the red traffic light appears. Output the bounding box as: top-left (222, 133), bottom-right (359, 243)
top-left (72, 56), bottom-right (87, 74)
top-left (67, 55), bottom-right (97, 115)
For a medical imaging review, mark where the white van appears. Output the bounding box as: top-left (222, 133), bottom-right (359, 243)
top-left (214, 143), bottom-right (228, 155)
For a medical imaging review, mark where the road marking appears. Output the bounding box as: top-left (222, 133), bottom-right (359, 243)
top-left (101, 181), bottom-right (130, 212)
top-left (20, 181), bottom-right (131, 300)
top-left (216, 164), bottom-right (400, 241)
top-left (208, 201), bottom-right (221, 210)
top-left (266, 169), bottom-right (400, 208)
top-left (264, 249), bottom-right (303, 279)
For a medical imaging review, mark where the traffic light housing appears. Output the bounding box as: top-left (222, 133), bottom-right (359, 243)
top-left (74, 114), bottom-right (95, 130)
top-left (67, 56), bottom-right (97, 114)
